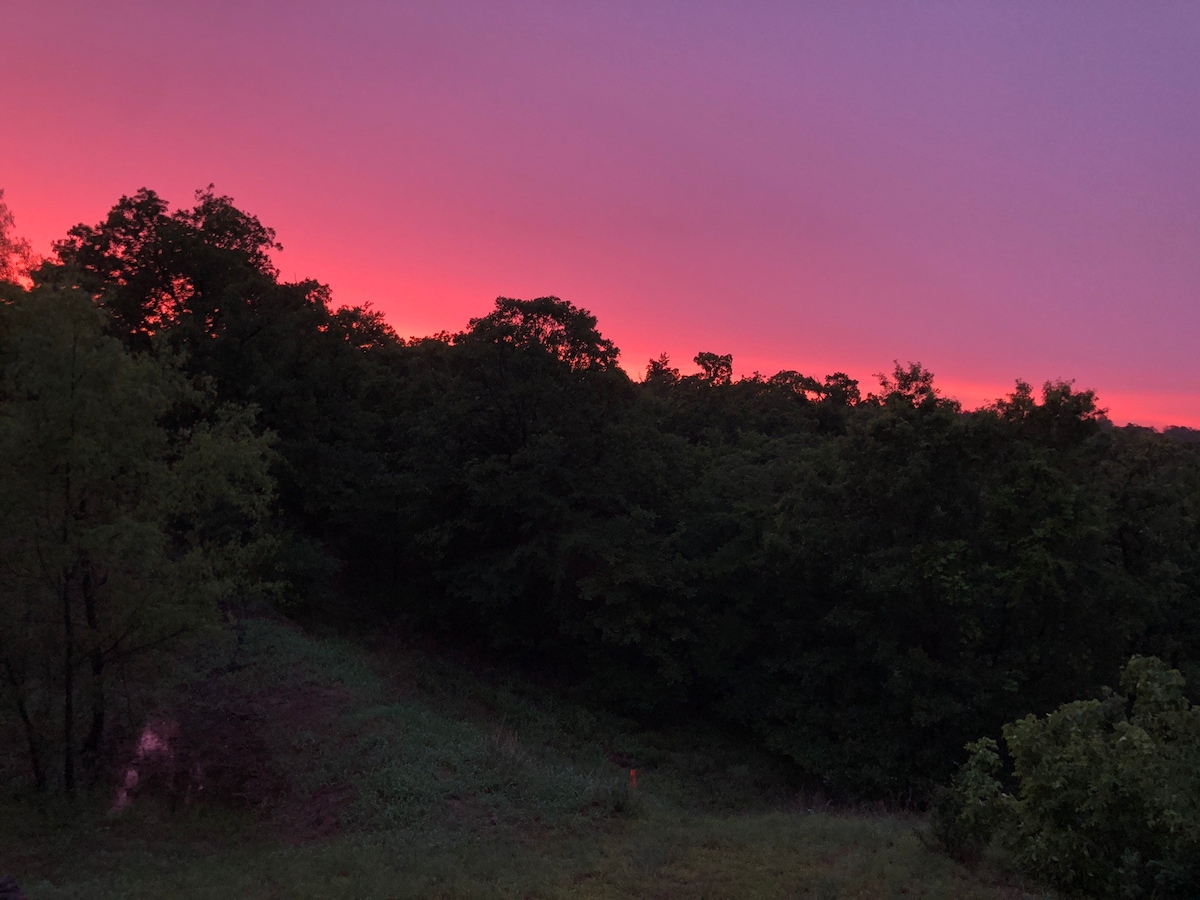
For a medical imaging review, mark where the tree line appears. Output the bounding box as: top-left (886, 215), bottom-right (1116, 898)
top-left (2, 187), bottom-right (1198, 800)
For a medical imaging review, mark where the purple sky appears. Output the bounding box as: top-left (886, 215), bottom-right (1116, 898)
top-left (3, 1), bottom-right (1198, 425)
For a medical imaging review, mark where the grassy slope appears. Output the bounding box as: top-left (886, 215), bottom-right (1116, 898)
top-left (0, 617), bottom-right (1051, 899)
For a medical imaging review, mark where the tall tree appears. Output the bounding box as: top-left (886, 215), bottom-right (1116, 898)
top-left (0, 287), bottom-right (274, 794)
top-left (46, 186), bottom-right (407, 602)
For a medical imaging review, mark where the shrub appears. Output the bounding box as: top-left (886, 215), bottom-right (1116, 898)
top-left (929, 737), bottom-right (1011, 865)
top-left (935, 656), bottom-right (1200, 897)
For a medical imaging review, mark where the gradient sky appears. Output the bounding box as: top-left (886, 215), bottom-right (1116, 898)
top-left (3, 1), bottom-right (1198, 426)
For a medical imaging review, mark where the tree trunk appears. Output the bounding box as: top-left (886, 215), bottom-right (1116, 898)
top-left (62, 337), bottom-right (78, 798)
top-left (82, 571), bottom-right (105, 775)
top-left (62, 572), bottom-right (75, 798)
top-left (16, 693), bottom-right (46, 792)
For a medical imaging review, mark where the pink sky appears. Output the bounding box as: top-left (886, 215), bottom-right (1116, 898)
top-left (3, 1), bottom-right (1198, 426)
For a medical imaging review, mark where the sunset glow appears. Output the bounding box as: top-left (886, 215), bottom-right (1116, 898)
top-left (3, 1), bottom-right (1197, 426)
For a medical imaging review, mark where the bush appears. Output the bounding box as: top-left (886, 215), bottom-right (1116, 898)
top-left (929, 737), bottom-right (1009, 866)
top-left (935, 656), bottom-right (1200, 897)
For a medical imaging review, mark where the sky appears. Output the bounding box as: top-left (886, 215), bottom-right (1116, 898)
top-left (3, 1), bottom-right (1198, 426)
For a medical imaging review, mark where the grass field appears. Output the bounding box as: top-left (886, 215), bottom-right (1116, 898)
top-left (0, 616), bottom-right (1052, 899)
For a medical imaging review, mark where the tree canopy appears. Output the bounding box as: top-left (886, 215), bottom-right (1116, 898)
top-left (4, 186), bottom-right (1198, 803)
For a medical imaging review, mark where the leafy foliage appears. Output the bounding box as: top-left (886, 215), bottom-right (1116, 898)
top-left (46, 186), bottom-right (405, 601)
top-left (938, 657), bottom-right (1200, 897)
top-left (9, 185), bottom-right (1200, 808)
top-left (0, 286), bottom-right (274, 794)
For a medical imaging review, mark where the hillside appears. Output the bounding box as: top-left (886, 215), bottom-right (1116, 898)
top-left (1, 616), bottom-right (1051, 899)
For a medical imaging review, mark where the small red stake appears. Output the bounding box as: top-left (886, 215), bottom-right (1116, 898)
top-left (629, 768), bottom-right (637, 790)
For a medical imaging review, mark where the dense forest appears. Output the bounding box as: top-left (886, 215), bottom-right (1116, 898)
top-left (2, 187), bottom-right (1199, 817)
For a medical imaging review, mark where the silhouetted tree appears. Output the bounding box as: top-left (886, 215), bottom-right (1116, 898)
top-left (0, 189), bottom-right (35, 288)
top-left (693, 351), bottom-right (733, 386)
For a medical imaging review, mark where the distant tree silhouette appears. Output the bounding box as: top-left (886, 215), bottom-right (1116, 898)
top-left (644, 353), bottom-right (680, 386)
top-left (0, 189), bottom-right (35, 287)
top-left (693, 351), bottom-right (733, 385)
